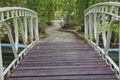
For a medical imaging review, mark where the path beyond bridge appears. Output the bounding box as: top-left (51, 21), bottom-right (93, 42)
top-left (8, 24), bottom-right (118, 80)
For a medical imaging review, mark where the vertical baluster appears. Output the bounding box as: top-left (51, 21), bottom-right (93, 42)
top-left (19, 10), bottom-right (21, 16)
top-left (99, 6), bottom-right (101, 12)
top-left (96, 17), bottom-right (100, 46)
top-left (94, 13), bottom-right (97, 40)
top-left (102, 6), bottom-right (104, 13)
top-left (89, 14), bottom-right (92, 42)
top-left (18, 18), bottom-right (26, 46)
top-left (110, 6), bottom-right (113, 13)
top-left (0, 40), bottom-right (4, 80)
top-left (115, 7), bottom-right (118, 15)
top-left (22, 10), bottom-right (24, 16)
top-left (100, 6), bottom-right (102, 12)
top-left (25, 11), bottom-right (27, 16)
top-left (115, 7), bottom-right (119, 20)
top-left (33, 18), bottom-right (35, 40)
top-left (29, 17), bottom-right (33, 42)
top-left (23, 10), bottom-right (25, 16)
top-left (102, 14), bottom-right (107, 48)
top-left (35, 18), bottom-right (39, 41)
top-left (105, 19), bottom-right (114, 56)
top-left (11, 10), bottom-right (14, 18)
top-left (7, 11), bottom-right (10, 19)
top-left (94, 7), bottom-right (95, 12)
top-left (15, 10), bottom-right (18, 17)
top-left (1, 12), bottom-right (4, 21)
top-left (21, 10), bottom-right (23, 16)
top-left (94, 7), bottom-right (96, 12)
top-left (96, 7), bottom-right (98, 12)
top-left (24, 16), bottom-right (28, 44)
top-left (105, 6), bottom-right (108, 12)
top-left (14, 17), bottom-right (19, 51)
top-left (84, 15), bottom-right (88, 40)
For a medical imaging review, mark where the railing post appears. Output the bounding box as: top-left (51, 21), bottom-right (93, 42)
top-left (29, 17), bottom-right (33, 42)
top-left (96, 18), bottom-right (100, 46)
top-left (14, 17), bottom-right (19, 51)
top-left (102, 14), bottom-right (107, 48)
top-left (84, 15), bottom-right (88, 40)
top-left (35, 18), bottom-right (39, 41)
top-left (105, 19), bottom-right (114, 56)
top-left (18, 18), bottom-right (27, 46)
top-left (0, 39), bottom-right (4, 80)
top-left (24, 16), bottom-right (28, 43)
top-left (89, 14), bottom-right (93, 42)
top-left (94, 13), bottom-right (97, 40)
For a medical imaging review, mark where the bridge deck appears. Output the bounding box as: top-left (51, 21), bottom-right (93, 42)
top-left (8, 42), bottom-right (118, 80)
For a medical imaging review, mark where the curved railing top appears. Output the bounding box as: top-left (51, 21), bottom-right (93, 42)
top-left (84, 2), bottom-right (120, 16)
top-left (0, 7), bottom-right (38, 23)
top-left (0, 7), bottom-right (38, 15)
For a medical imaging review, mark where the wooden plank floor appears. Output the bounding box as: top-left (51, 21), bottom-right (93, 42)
top-left (8, 42), bottom-right (118, 80)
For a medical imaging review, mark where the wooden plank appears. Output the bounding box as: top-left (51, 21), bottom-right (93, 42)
top-left (8, 42), bottom-right (118, 80)
top-left (9, 75), bottom-right (117, 80)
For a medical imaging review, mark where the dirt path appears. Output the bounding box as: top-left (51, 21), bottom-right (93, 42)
top-left (40, 21), bottom-right (81, 42)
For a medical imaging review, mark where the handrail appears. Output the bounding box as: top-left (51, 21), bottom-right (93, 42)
top-left (0, 7), bottom-right (37, 14)
top-left (84, 2), bottom-right (120, 13)
top-left (84, 2), bottom-right (120, 79)
top-left (0, 7), bottom-right (39, 80)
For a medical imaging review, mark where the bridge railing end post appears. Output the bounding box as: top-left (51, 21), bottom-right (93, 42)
top-left (0, 39), bottom-right (4, 80)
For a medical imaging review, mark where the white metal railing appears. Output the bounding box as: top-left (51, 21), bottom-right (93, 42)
top-left (0, 7), bottom-right (39, 80)
top-left (84, 2), bottom-right (120, 79)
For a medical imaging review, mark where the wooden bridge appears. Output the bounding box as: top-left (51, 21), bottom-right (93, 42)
top-left (0, 2), bottom-right (120, 80)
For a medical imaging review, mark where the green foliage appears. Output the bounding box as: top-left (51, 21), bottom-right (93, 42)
top-left (0, 0), bottom-right (120, 34)
top-left (0, 0), bottom-right (56, 34)
top-left (75, 26), bottom-right (81, 32)
top-left (26, 0), bottom-right (55, 33)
